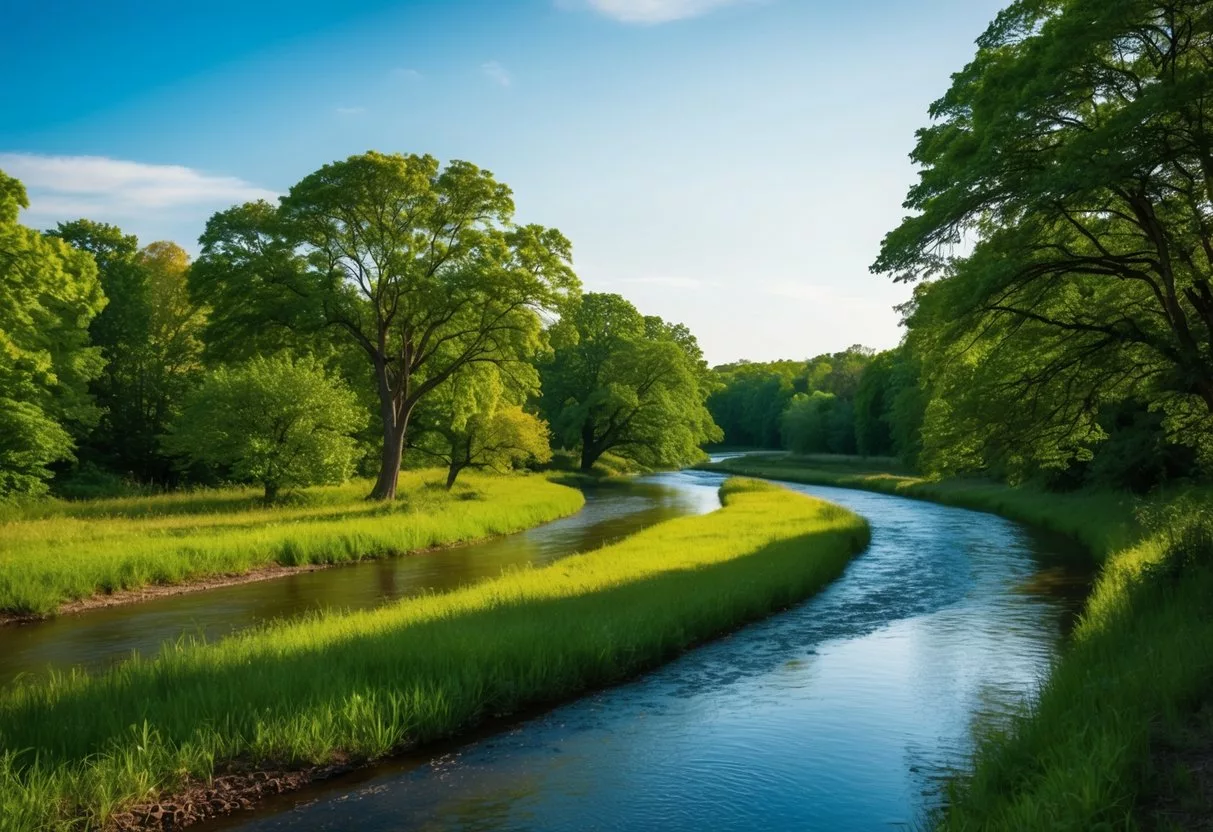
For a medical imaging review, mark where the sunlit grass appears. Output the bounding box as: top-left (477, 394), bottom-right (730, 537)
top-left (0, 472), bottom-right (585, 616)
top-left (706, 454), bottom-right (1213, 831)
top-left (0, 478), bottom-right (868, 831)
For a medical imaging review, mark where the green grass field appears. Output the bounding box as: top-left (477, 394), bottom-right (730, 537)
top-left (0, 477), bottom-right (868, 831)
top-left (0, 472), bottom-right (586, 616)
top-left (705, 454), bottom-right (1213, 831)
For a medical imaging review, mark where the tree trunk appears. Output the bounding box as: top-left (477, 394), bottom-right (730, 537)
top-left (445, 463), bottom-right (461, 490)
top-left (263, 481), bottom-right (279, 503)
top-left (369, 358), bottom-right (409, 501)
top-left (579, 422), bottom-right (601, 472)
top-left (370, 423), bottom-right (407, 500)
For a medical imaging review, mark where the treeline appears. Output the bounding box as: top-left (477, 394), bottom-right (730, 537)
top-left (714, 0), bottom-right (1213, 495)
top-left (0, 155), bottom-right (720, 502)
top-left (707, 345), bottom-right (924, 463)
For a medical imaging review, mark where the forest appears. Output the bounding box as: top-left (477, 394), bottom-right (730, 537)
top-left (3, 0), bottom-right (1213, 830)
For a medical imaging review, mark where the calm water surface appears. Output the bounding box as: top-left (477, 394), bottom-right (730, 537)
top-left (213, 469), bottom-right (1092, 832)
top-left (0, 473), bottom-right (721, 686)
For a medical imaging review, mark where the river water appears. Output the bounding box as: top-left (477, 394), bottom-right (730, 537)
top-left (209, 469), bottom-right (1090, 832)
top-left (1, 467), bottom-right (1091, 830)
top-left (0, 474), bottom-right (721, 686)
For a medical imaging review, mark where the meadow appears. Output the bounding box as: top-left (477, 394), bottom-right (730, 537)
top-left (0, 472), bottom-right (585, 617)
top-left (0, 477), bottom-right (869, 831)
top-left (706, 454), bottom-right (1213, 831)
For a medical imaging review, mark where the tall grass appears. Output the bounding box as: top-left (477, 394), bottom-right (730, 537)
top-left (0, 478), bottom-right (868, 831)
top-left (706, 454), bottom-right (1213, 831)
top-left (0, 472), bottom-right (585, 616)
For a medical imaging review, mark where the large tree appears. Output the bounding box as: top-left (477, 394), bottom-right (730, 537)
top-left (540, 292), bottom-right (721, 471)
top-left (192, 152), bottom-right (579, 499)
top-left (0, 173), bottom-right (106, 497)
top-left (876, 0), bottom-right (1213, 473)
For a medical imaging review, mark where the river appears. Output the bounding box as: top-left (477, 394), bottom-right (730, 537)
top-left (211, 468), bottom-right (1090, 832)
top-left (0, 473), bottom-right (721, 686)
top-left (2, 467), bottom-right (1091, 830)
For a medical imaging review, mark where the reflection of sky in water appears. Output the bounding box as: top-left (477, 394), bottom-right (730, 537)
top-left (0, 474), bottom-right (722, 687)
top-left (218, 472), bottom-right (1092, 832)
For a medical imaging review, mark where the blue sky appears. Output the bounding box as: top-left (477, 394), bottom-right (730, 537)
top-left (2, 0), bottom-right (1005, 365)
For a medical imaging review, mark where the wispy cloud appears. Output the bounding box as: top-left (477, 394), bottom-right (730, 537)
top-left (481, 61), bottom-right (511, 87)
top-left (335, 106), bottom-right (366, 115)
top-left (389, 67), bottom-right (423, 82)
top-left (567, 0), bottom-right (755, 24)
top-left (0, 152), bottom-right (277, 228)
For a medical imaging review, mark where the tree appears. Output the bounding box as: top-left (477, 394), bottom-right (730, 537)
top-left (192, 152), bottom-right (579, 499)
top-left (164, 354), bottom-right (365, 501)
top-left (540, 293), bottom-right (721, 471)
top-left (875, 0), bottom-right (1213, 474)
top-left (707, 361), bottom-right (799, 448)
top-left (781, 391), bottom-right (856, 456)
top-left (0, 172), bottom-right (106, 497)
top-left (52, 223), bottom-right (206, 483)
top-left (409, 360), bottom-right (551, 488)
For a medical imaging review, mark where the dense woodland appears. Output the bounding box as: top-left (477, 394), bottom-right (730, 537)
top-left (5, 0), bottom-right (1213, 501)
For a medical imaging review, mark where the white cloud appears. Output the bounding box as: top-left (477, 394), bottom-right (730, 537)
top-left (568, 0), bottom-right (755, 24)
top-left (0, 153), bottom-right (277, 238)
top-left (389, 67), bottom-right (423, 82)
top-left (335, 106), bottom-right (366, 115)
top-left (481, 61), bottom-right (512, 87)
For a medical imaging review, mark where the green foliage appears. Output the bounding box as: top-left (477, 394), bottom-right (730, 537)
top-left (877, 0), bottom-right (1213, 479)
top-left (192, 152), bottom-right (580, 500)
top-left (409, 363), bottom-right (552, 488)
top-left (164, 354), bottom-right (366, 501)
top-left (0, 472), bottom-right (583, 616)
top-left (781, 391), bottom-right (857, 455)
top-left (0, 479), bottom-right (866, 831)
top-left (0, 171), bottom-right (106, 498)
top-left (51, 223), bottom-right (208, 485)
top-left (540, 293), bottom-right (721, 470)
top-left (706, 360), bottom-right (799, 448)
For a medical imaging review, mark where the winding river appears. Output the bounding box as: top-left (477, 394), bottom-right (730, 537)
top-left (1, 466), bottom-right (1092, 830)
top-left (0, 474), bottom-right (720, 686)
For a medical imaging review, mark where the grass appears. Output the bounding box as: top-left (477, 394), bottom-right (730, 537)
top-left (705, 453), bottom-right (1213, 831)
top-left (0, 472), bottom-right (586, 616)
top-left (0, 477), bottom-right (868, 831)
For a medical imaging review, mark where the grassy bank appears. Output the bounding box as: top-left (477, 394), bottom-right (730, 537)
top-left (706, 454), bottom-right (1213, 830)
top-left (701, 453), bottom-right (1138, 559)
top-left (0, 472), bottom-right (585, 617)
top-left (0, 478), bottom-right (868, 831)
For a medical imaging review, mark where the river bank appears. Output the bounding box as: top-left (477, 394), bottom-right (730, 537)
top-left (0, 478), bottom-right (868, 831)
top-left (704, 454), bottom-right (1213, 830)
top-left (0, 472), bottom-right (585, 619)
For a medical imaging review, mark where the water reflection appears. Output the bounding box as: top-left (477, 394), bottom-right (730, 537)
top-left (0, 473), bottom-right (721, 687)
top-left (216, 472), bottom-right (1092, 832)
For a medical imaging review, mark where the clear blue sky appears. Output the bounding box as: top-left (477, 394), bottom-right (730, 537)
top-left (2, 0), bottom-right (1004, 365)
